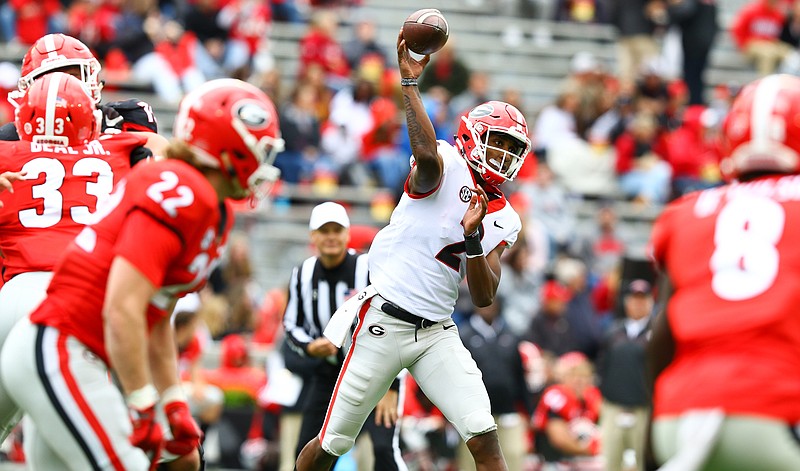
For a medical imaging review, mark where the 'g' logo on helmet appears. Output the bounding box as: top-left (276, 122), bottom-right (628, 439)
top-left (234, 100), bottom-right (270, 129)
top-left (469, 103), bottom-right (494, 118)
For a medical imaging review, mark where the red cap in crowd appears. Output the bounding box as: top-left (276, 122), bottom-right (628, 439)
top-left (542, 280), bottom-right (572, 303)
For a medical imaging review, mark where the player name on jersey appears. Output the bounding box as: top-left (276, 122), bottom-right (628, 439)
top-left (29, 140), bottom-right (111, 156)
top-left (694, 174), bottom-right (800, 217)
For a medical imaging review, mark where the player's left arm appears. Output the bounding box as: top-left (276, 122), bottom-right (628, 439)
top-left (148, 313), bottom-right (181, 394)
top-left (645, 209), bottom-right (676, 393)
top-left (646, 275), bottom-right (675, 393)
top-left (150, 313), bottom-right (202, 458)
top-left (462, 186), bottom-right (502, 307)
top-left (644, 275), bottom-right (674, 471)
top-left (105, 257), bottom-right (159, 396)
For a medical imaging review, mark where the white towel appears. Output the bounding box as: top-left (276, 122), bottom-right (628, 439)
top-left (323, 285), bottom-right (378, 348)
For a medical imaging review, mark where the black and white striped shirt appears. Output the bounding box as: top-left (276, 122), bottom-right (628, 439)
top-left (283, 250), bottom-right (369, 360)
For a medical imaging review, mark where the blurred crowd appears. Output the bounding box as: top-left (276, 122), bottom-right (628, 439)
top-left (0, 0), bottom-right (794, 470)
top-left (0, 0), bottom-right (794, 210)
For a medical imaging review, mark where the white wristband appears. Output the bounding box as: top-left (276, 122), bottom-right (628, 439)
top-left (161, 384), bottom-right (187, 404)
top-left (126, 384), bottom-right (159, 410)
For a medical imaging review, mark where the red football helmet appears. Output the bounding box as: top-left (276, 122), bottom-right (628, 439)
top-left (172, 79), bottom-right (284, 200)
top-left (721, 74), bottom-right (800, 180)
top-left (454, 101), bottom-right (532, 185)
top-left (14, 72), bottom-right (99, 146)
top-left (12, 34), bottom-right (102, 105)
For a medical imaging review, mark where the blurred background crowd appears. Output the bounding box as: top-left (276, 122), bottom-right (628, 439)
top-left (0, 0), bottom-right (785, 469)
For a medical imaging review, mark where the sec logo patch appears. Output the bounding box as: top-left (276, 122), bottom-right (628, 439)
top-left (460, 186), bottom-right (472, 202)
top-left (367, 324), bottom-right (386, 338)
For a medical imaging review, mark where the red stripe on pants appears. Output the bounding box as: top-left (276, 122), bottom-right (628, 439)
top-left (57, 334), bottom-right (126, 471)
top-left (319, 301), bottom-right (371, 442)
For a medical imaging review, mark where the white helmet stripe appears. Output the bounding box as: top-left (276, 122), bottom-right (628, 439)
top-left (44, 34), bottom-right (58, 59)
top-left (751, 75), bottom-right (781, 149)
top-left (45, 73), bottom-right (61, 136)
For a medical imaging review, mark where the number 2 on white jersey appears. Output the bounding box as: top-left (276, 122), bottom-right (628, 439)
top-left (710, 196), bottom-right (785, 301)
top-left (18, 157), bottom-right (114, 228)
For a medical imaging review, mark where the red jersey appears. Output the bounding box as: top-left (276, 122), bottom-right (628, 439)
top-left (31, 159), bottom-right (234, 365)
top-left (0, 133), bottom-right (146, 281)
top-left (651, 175), bottom-right (800, 421)
top-left (532, 384), bottom-right (601, 462)
top-left (532, 384), bottom-right (601, 431)
top-left (730, 0), bottom-right (785, 49)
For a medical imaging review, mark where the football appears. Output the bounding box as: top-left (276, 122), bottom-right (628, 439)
top-left (402, 9), bottom-right (449, 55)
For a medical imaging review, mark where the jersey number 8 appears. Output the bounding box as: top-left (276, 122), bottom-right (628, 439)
top-left (710, 196), bottom-right (785, 301)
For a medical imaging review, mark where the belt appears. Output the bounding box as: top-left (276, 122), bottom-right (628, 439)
top-left (378, 298), bottom-right (437, 341)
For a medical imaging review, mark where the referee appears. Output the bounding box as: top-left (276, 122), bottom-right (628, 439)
top-left (283, 202), bottom-right (405, 470)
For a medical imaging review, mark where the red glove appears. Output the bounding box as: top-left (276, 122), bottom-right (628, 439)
top-left (127, 384), bottom-right (164, 465)
top-left (164, 400), bottom-right (202, 456)
top-left (588, 435), bottom-right (601, 456)
top-left (129, 404), bottom-right (164, 454)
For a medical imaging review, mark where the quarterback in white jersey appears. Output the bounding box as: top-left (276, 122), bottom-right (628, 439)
top-left (296, 30), bottom-right (531, 471)
top-left (368, 141), bottom-right (522, 321)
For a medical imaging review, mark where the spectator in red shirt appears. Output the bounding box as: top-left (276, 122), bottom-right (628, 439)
top-left (665, 104), bottom-right (723, 196)
top-left (298, 10), bottom-right (350, 90)
top-left (731, 0), bottom-right (792, 75)
top-left (217, 0), bottom-right (271, 57)
top-left (361, 95), bottom-right (407, 192)
top-left (615, 112), bottom-right (672, 205)
top-left (65, 0), bottom-right (120, 58)
top-left (7, 0), bottom-right (62, 45)
top-left (532, 352), bottom-right (603, 469)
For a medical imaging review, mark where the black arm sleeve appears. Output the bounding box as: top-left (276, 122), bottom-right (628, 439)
top-left (0, 122), bottom-right (20, 141)
top-left (101, 99), bottom-right (158, 133)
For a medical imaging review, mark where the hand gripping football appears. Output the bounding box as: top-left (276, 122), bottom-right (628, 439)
top-left (402, 9), bottom-right (449, 55)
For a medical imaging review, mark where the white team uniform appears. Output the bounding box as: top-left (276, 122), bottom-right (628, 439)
top-left (318, 141), bottom-right (522, 457)
top-left (369, 141), bottom-right (521, 320)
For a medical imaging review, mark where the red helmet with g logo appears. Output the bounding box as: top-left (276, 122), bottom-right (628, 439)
top-left (14, 72), bottom-right (99, 146)
top-left (454, 100), bottom-right (532, 186)
top-left (172, 79), bottom-right (284, 199)
top-left (721, 74), bottom-right (800, 180)
top-left (14, 34), bottom-right (102, 105)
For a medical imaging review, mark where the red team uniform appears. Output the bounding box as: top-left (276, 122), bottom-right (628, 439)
top-left (533, 384), bottom-right (602, 465)
top-left (30, 159), bottom-right (234, 364)
top-left (649, 74), bottom-right (800, 470)
top-left (0, 78), bottom-right (283, 471)
top-left (1, 159), bottom-right (232, 470)
top-left (0, 134), bottom-right (145, 280)
top-left (0, 71), bottom-right (156, 445)
top-left (651, 178), bottom-right (800, 422)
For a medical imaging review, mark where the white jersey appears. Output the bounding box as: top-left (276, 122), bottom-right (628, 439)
top-left (368, 141), bottom-right (522, 321)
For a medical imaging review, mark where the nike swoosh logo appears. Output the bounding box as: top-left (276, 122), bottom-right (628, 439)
top-left (105, 115), bottom-right (124, 127)
top-left (443, 324), bottom-right (455, 330)
top-left (493, 221), bottom-right (503, 229)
